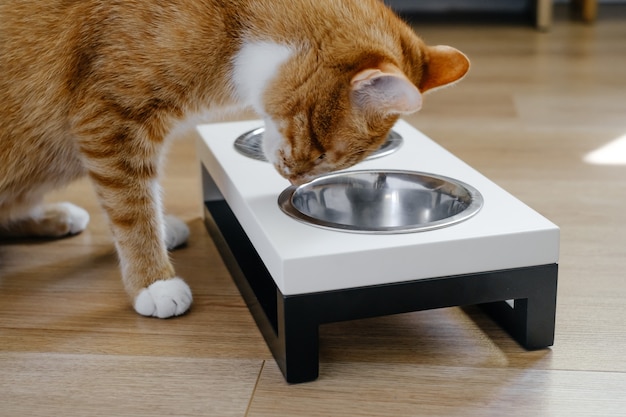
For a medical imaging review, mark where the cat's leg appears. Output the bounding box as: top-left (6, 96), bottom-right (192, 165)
top-left (76, 127), bottom-right (192, 319)
top-left (98, 176), bottom-right (191, 318)
top-left (93, 173), bottom-right (192, 318)
top-left (0, 201), bottom-right (90, 238)
top-left (133, 215), bottom-right (190, 317)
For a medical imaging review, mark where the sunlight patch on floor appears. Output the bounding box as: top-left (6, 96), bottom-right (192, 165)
top-left (584, 133), bottom-right (626, 166)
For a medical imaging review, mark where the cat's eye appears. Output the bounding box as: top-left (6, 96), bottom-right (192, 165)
top-left (316, 153), bottom-right (326, 161)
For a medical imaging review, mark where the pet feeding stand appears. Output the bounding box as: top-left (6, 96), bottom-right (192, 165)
top-left (196, 120), bottom-right (559, 383)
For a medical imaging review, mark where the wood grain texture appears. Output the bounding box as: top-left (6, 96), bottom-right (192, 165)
top-left (1, 6), bottom-right (626, 417)
top-left (0, 353), bottom-right (262, 417)
top-left (249, 361), bottom-right (626, 417)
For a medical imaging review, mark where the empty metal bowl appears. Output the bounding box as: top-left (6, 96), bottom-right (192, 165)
top-left (278, 170), bottom-right (483, 234)
top-left (234, 127), bottom-right (403, 162)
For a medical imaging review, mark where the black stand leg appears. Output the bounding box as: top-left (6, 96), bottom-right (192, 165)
top-left (203, 199), bottom-right (319, 382)
top-left (279, 298), bottom-right (321, 383)
top-left (480, 267), bottom-right (558, 350)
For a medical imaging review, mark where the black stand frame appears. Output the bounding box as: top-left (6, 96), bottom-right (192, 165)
top-left (201, 167), bottom-right (558, 383)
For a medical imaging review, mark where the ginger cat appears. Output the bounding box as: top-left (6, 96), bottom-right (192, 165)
top-left (0, 0), bottom-right (469, 318)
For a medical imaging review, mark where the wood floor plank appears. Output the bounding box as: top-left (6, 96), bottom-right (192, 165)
top-left (0, 352), bottom-right (262, 417)
top-left (249, 361), bottom-right (626, 417)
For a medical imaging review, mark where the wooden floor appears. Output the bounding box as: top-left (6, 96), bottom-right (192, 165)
top-left (2, 7), bottom-right (626, 417)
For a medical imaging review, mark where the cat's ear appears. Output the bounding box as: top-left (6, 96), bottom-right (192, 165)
top-left (351, 64), bottom-right (422, 115)
top-left (419, 45), bottom-right (470, 93)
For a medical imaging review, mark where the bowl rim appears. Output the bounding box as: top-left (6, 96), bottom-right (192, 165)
top-left (277, 169), bottom-right (484, 234)
top-left (234, 127), bottom-right (403, 162)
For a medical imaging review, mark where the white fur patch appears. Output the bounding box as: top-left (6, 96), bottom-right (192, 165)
top-left (134, 277), bottom-right (192, 318)
top-left (260, 117), bottom-right (287, 168)
top-left (232, 41), bottom-right (294, 113)
top-left (163, 215), bottom-right (189, 250)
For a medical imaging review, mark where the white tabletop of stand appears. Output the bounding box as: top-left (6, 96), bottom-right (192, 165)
top-left (196, 120), bottom-right (559, 296)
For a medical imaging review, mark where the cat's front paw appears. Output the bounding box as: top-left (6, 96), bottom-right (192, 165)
top-left (133, 277), bottom-right (192, 318)
top-left (164, 215), bottom-right (189, 250)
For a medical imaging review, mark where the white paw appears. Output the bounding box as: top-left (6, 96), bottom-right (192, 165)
top-left (38, 202), bottom-right (90, 236)
top-left (133, 277), bottom-right (192, 318)
top-left (57, 202), bottom-right (90, 235)
top-left (163, 215), bottom-right (190, 250)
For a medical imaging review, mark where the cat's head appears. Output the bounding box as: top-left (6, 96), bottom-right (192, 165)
top-left (234, 23), bottom-right (469, 185)
top-left (258, 43), bottom-right (469, 185)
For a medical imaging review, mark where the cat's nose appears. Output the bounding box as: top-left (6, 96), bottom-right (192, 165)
top-left (288, 175), bottom-right (310, 186)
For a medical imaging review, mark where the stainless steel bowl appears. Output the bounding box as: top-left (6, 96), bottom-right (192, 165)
top-left (278, 170), bottom-right (483, 234)
top-left (234, 127), bottom-right (403, 162)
